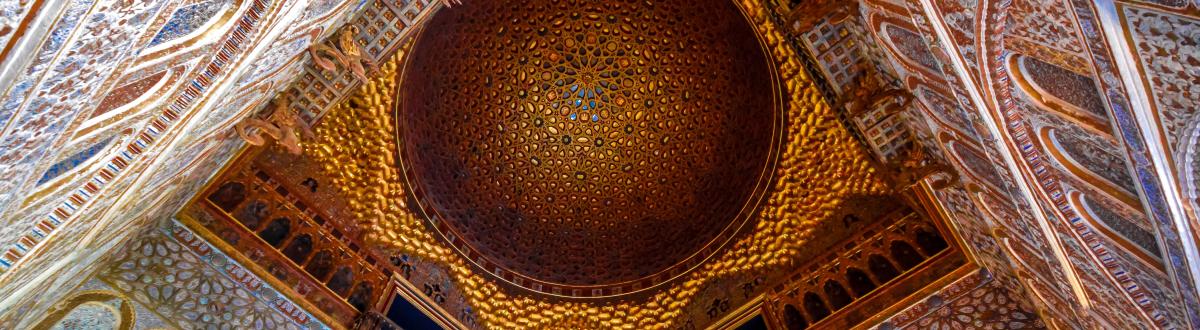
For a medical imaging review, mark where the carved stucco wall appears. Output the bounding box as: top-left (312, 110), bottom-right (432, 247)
top-left (29, 219), bottom-right (328, 329)
top-left (858, 0), bottom-right (1200, 327)
top-left (0, 0), bottom-right (376, 323)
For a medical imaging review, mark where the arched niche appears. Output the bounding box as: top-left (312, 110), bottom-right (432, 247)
top-left (946, 139), bottom-right (1011, 195)
top-left (1038, 126), bottom-right (1141, 208)
top-left (33, 291), bottom-right (134, 330)
top-left (1069, 191), bottom-right (1163, 270)
top-left (1007, 54), bottom-right (1112, 136)
top-left (915, 86), bottom-right (973, 134)
top-left (136, 0), bottom-right (246, 61)
top-left (208, 181), bottom-right (247, 212)
top-left (878, 22), bottom-right (941, 74)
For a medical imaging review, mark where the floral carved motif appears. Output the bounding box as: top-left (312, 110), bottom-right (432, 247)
top-left (1125, 7), bottom-right (1200, 154)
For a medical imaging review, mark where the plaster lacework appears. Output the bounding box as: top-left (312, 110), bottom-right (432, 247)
top-left (0, 0), bottom-right (167, 243)
top-left (916, 87), bottom-right (973, 135)
top-left (985, 2), bottom-right (1188, 324)
top-left (97, 220), bottom-right (327, 330)
top-left (51, 302), bottom-right (122, 329)
top-left (148, 0), bottom-right (232, 47)
top-left (1066, 0), bottom-right (1200, 319)
top-left (1004, 0), bottom-right (1089, 74)
top-left (0, 0), bottom-right (370, 325)
top-left (35, 136), bottom-right (116, 186)
top-left (862, 0), bottom-right (1187, 326)
top-left (1125, 6), bottom-right (1200, 155)
top-left (1040, 116), bottom-right (1139, 197)
top-left (934, 0), bottom-right (979, 79)
top-left (884, 24), bottom-right (940, 73)
top-left (1016, 56), bottom-right (1111, 131)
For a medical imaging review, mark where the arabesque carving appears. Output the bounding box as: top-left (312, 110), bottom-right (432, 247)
top-left (883, 146), bottom-right (961, 191)
top-left (235, 96), bottom-right (314, 155)
top-left (310, 26), bottom-right (377, 81)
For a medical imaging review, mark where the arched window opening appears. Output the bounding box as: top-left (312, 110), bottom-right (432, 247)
top-left (305, 250), bottom-right (335, 281)
top-left (783, 304), bottom-right (808, 330)
top-left (868, 255), bottom-right (901, 283)
top-left (802, 292), bottom-right (831, 322)
top-left (914, 228), bottom-right (949, 255)
top-left (822, 281), bottom-right (853, 310)
top-left (259, 217), bottom-right (291, 247)
top-left (282, 234), bottom-right (313, 264)
top-left (233, 200), bottom-right (270, 230)
top-left (328, 267), bottom-right (356, 297)
top-left (889, 241), bottom-right (924, 270)
top-left (208, 181), bottom-right (246, 212)
top-left (348, 283), bottom-right (375, 312)
top-left (845, 268), bottom-right (876, 297)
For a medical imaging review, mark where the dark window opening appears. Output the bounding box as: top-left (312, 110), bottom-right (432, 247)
top-left (845, 268), bottom-right (876, 297)
top-left (889, 241), bottom-right (924, 270)
top-left (803, 292), bottom-right (831, 322)
top-left (868, 255), bottom-right (901, 283)
top-left (823, 281), bottom-right (853, 310)
top-left (915, 229), bottom-right (949, 255)
top-left (259, 217), bottom-right (292, 247)
top-left (208, 182), bottom-right (246, 212)
top-left (386, 294), bottom-right (443, 330)
top-left (282, 234), bottom-right (313, 264)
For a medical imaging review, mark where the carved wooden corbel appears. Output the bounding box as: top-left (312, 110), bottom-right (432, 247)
top-left (309, 43), bottom-right (349, 72)
top-left (336, 26), bottom-right (376, 81)
top-left (882, 146), bottom-right (961, 192)
top-left (235, 96), bottom-right (312, 155)
top-left (308, 26), bottom-right (377, 81)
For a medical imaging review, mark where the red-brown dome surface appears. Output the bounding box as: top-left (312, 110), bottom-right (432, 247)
top-left (396, 0), bottom-right (781, 296)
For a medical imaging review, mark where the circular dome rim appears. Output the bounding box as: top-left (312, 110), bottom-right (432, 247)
top-left (391, 1), bottom-right (787, 299)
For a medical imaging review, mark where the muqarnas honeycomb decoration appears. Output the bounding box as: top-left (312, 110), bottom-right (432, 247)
top-left (395, 0), bottom-right (783, 296)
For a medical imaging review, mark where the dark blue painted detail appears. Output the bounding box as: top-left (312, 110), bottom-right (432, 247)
top-left (36, 137), bottom-right (114, 185)
top-left (147, 0), bottom-right (226, 47)
top-left (386, 294), bottom-right (444, 330)
top-left (736, 314), bottom-right (769, 330)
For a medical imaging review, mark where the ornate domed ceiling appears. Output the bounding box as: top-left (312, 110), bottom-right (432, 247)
top-left (396, 0), bottom-right (782, 295)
